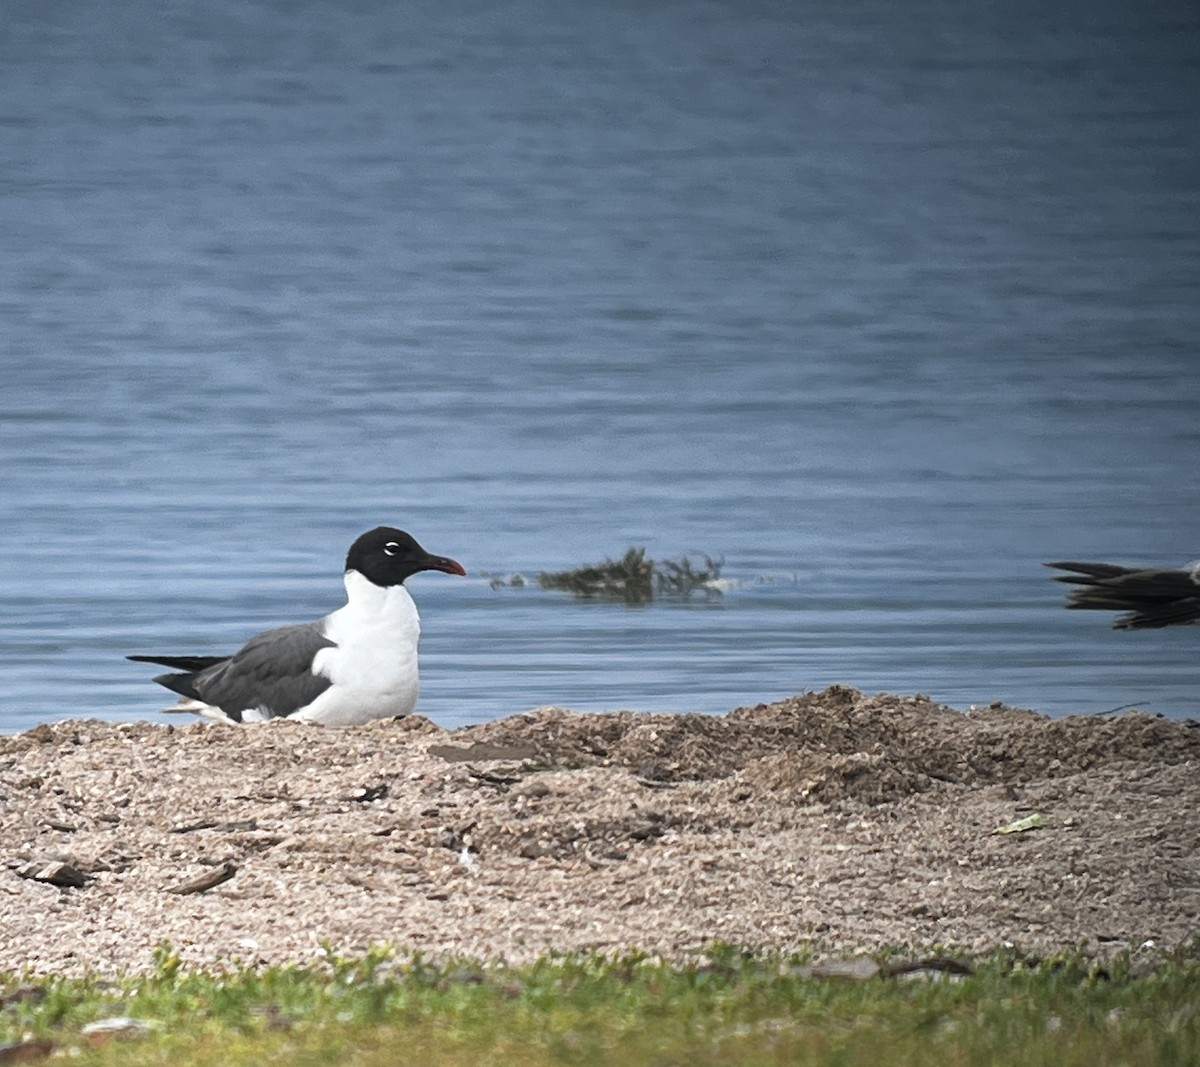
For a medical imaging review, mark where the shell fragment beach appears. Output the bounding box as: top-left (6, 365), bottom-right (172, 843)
top-left (0, 687), bottom-right (1196, 974)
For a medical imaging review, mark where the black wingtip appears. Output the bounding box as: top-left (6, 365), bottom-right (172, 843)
top-left (128, 653), bottom-right (229, 671)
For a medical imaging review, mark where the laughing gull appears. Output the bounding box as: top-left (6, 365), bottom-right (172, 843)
top-left (129, 527), bottom-right (466, 725)
top-left (1047, 559), bottom-right (1200, 629)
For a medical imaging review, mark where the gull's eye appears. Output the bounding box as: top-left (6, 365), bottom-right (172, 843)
top-left (384, 542), bottom-right (401, 556)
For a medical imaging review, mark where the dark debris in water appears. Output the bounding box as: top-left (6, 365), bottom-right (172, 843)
top-left (535, 547), bottom-right (724, 604)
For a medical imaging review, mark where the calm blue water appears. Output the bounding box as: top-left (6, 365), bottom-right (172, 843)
top-left (3, 0), bottom-right (1199, 732)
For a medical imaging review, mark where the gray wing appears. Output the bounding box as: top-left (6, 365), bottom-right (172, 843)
top-left (1047, 561), bottom-right (1200, 629)
top-left (190, 622), bottom-right (336, 720)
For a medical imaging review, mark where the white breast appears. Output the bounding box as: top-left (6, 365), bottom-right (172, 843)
top-left (294, 572), bottom-right (422, 726)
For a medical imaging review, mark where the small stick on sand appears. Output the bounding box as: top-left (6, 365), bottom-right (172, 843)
top-left (166, 862), bottom-right (237, 896)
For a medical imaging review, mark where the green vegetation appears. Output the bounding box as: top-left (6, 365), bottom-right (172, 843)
top-left (3, 943), bottom-right (1199, 1066)
top-left (538, 547), bottom-right (724, 603)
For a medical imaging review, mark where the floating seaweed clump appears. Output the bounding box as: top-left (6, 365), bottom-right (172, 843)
top-left (537, 547), bottom-right (724, 604)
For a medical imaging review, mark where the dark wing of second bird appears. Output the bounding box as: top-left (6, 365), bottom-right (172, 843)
top-left (1047, 561), bottom-right (1200, 629)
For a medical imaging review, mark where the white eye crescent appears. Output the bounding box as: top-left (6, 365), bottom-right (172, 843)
top-left (384, 542), bottom-right (400, 556)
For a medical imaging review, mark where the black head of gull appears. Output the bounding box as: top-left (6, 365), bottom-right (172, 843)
top-left (347, 526), bottom-right (467, 587)
top-left (129, 526), bottom-right (466, 726)
top-left (1046, 559), bottom-right (1200, 629)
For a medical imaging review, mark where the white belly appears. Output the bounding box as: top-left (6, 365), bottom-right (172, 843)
top-left (295, 576), bottom-right (423, 726)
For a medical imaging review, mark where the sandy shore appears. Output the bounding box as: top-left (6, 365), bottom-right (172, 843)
top-left (1, 686), bottom-right (1197, 975)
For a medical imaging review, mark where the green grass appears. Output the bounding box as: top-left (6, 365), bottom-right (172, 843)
top-left (3, 943), bottom-right (1199, 1066)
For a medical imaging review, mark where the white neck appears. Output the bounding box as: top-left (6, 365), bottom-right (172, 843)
top-left (344, 568), bottom-right (399, 605)
top-left (327, 569), bottom-right (420, 635)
